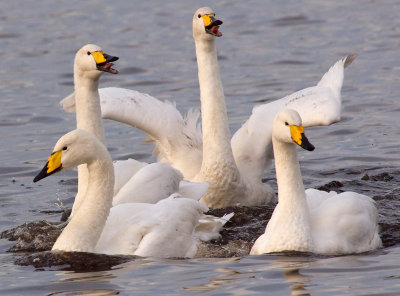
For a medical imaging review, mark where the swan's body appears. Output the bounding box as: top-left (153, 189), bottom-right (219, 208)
top-left (34, 129), bottom-right (229, 257)
top-left (69, 44), bottom-right (208, 215)
top-left (112, 161), bottom-right (209, 205)
top-left (250, 109), bottom-right (382, 255)
top-left (61, 13), bottom-right (356, 208)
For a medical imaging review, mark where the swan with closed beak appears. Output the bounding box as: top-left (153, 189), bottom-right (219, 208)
top-left (250, 109), bottom-right (382, 255)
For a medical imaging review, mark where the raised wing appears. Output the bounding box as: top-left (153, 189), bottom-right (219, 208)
top-left (60, 87), bottom-right (203, 179)
top-left (232, 54), bottom-right (357, 182)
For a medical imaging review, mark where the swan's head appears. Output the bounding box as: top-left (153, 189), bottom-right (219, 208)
top-left (273, 109), bottom-right (315, 151)
top-left (33, 129), bottom-right (107, 182)
top-left (193, 7), bottom-right (223, 41)
top-left (74, 44), bottom-right (119, 78)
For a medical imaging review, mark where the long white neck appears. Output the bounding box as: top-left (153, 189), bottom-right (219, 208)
top-left (72, 67), bottom-right (105, 217)
top-left (74, 67), bottom-right (105, 143)
top-left (195, 38), bottom-right (234, 164)
top-left (194, 37), bottom-right (244, 208)
top-left (258, 136), bottom-right (314, 252)
top-left (273, 138), bottom-right (307, 207)
top-left (53, 150), bottom-right (114, 252)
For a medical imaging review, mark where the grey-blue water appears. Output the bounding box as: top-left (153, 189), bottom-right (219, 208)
top-left (1, 0), bottom-right (400, 295)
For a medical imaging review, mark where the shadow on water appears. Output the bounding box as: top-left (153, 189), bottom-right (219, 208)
top-left (14, 251), bottom-right (134, 272)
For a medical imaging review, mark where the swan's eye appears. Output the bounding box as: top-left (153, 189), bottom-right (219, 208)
top-left (285, 122), bottom-right (289, 126)
top-left (198, 14), bottom-right (201, 18)
top-left (62, 146), bottom-right (67, 151)
top-left (87, 51), bottom-right (91, 55)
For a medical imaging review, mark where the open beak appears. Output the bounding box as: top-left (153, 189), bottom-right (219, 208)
top-left (33, 150), bottom-right (63, 182)
top-left (290, 125), bottom-right (315, 151)
top-left (202, 14), bottom-right (223, 37)
top-left (92, 51), bottom-right (119, 74)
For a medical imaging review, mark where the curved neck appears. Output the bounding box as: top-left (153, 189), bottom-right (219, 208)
top-left (195, 37), bottom-right (235, 166)
top-left (273, 138), bottom-right (307, 208)
top-left (54, 151), bottom-right (114, 252)
top-left (74, 68), bottom-right (105, 144)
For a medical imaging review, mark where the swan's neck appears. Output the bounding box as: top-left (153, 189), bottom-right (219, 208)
top-left (273, 138), bottom-right (308, 208)
top-left (195, 39), bottom-right (233, 161)
top-left (74, 68), bottom-right (105, 143)
top-left (72, 68), bottom-right (106, 218)
top-left (194, 37), bottom-right (244, 208)
top-left (53, 152), bottom-right (114, 252)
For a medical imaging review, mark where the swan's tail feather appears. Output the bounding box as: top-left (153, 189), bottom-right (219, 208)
top-left (195, 212), bottom-right (234, 241)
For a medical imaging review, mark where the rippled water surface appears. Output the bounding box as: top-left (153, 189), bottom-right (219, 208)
top-left (1, 0), bottom-right (400, 295)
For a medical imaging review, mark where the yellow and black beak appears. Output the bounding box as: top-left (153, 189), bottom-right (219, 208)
top-left (290, 125), bottom-right (315, 151)
top-left (92, 51), bottom-right (119, 74)
top-left (202, 14), bottom-right (223, 37)
top-left (33, 150), bottom-right (63, 183)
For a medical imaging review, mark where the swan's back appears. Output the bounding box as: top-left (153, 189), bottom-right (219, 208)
top-left (307, 189), bottom-right (382, 254)
top-left (112, 162), bottom-right (183, 205)
top-left (96, 195), bottom-right (208, 258)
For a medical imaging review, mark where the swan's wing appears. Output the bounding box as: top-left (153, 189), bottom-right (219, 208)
top-left (284, 53), bottom-right (357, 127)
top-left (307, 190), bottom-right (382, 254)
top-left (60, 92), bottom-right (76, 112)
top-left (95, 203), bottom-right (154, 255)
top-left (305, 188), bottom-right (336, 209)
top-left (113, 158), bottom-right (148, 195)
top-left (178, 180), bottom-right (209, 201)
top-left (232, 54), bottom-right (357, 181)
top-left (112, 162), bottom-right (183, 205)
top-left (132, 195), bottom-right (208, 258)
top-left (195, 212), bottom-right (234, 241)
top-left (60, 87), bottom-right (203, 179)
top-left (97, 194), bottom-right (230, 258)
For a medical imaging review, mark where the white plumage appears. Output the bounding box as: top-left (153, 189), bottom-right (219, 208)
top-left (250, 109), bottom-right (382, 255)
top-left (67, 44), bottom-right (209, 216)
top-left (34, 129), bottom-right (231, 258)
top-left (61, 11), bottom-right (356, 208)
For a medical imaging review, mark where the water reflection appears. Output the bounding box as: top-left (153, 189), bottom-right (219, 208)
top-left (270, 256), bottom-right (312, 296)
top-left (183, 264), bottom-right (256, 293)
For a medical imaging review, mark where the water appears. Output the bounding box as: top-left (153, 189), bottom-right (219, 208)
top-left (1, 0), bottom-right (400, 294)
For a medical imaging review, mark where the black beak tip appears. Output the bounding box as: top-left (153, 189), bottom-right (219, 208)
top-left (301, 141), bottom-right (315, 151)
top-left (214, 20), bottom-right (223, 26)
top-left (104, 54), bottom-right (119, 63)
top-left (33, 171), bottom-right (45, 183)
top-left (299, 134), bottom-right (315, 151)
top-left (109, 56), bottom-right (119, 62)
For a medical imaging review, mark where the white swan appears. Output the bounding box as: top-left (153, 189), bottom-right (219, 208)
top-left (250, 109), bottom-right (382, 255)
top-left (69, 44), bottom-right (208, 215)
top-left (61, 10), bottom-right (356, 209)
top-left (33, 129), bottom-right (230, 257)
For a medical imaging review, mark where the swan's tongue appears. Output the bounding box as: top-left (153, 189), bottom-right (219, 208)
top-left (209, 25), bottom-right (222, 37)
top-left (101, 63), bottom-right (118, 74)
